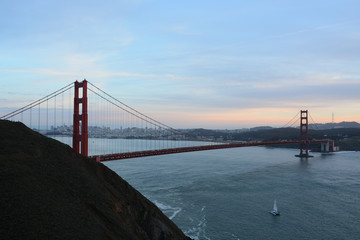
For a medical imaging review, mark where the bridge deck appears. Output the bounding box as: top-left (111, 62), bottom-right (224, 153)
top-left (89, 140), bottom-right (329, 162)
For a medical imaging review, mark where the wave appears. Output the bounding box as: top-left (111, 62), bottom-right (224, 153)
top-left (184, 206), bottom-right (211, 240)
top-left (153, 200), bottom-right (182, 220)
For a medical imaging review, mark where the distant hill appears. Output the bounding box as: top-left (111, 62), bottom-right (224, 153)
top-left (0, 120), bottom-right (191, 240)
top-left (182, 125), bottom-right (360, 151)
top-left (231, 127), bottom-right (360, 151)
top-left (249, 126), bottom-right (273, 131)
top-left (309, 121), bottom-right (360, 130)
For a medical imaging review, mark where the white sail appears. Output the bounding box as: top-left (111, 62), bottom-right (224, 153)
top-left (273, 200), bottom-right (278, 212)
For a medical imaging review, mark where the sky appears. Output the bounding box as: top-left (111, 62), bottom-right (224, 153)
top-left (1, 0), bottom-right (359, 129)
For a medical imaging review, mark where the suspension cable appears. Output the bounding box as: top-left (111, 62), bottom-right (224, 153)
top-left (309, 113), bottom-right (321, 130)
top-left (87, 81), bottom-right (191, 137)
top-left (1, 82), bottom-right (74, 120)
top-left (281, 111), bottom-right (300, 128)
top-left (1, 84), bottom-right (73, 120)
top-left (87, 85), bottom-right (200, 141)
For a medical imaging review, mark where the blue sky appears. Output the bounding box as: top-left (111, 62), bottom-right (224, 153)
top-left (1, 0), bottom-right (359, 128)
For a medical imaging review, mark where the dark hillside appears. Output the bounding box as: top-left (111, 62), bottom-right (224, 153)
top-left (308, 128), bottom-right (360, 151)
top-left (0, 120), bottom-right (191, 240)
top-left (229, 127), bottom-right (360, 151)
top-left (232, 127), bottom-right (299, 141)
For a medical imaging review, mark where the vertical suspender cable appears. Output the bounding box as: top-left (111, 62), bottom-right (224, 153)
top-left (54, 95), bottom-right (56, 136)
top-left (61, 91), bottom-right (64, 142)
top-left (30, 108), bottom-right (32, 129)
top-left (46, 100), bottom-right (48, 134)
top-left (38, 103), bottom-right (40, 132)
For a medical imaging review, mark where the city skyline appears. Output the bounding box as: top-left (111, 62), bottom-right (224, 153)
top-left (1, 0), bottom-right (359, 128)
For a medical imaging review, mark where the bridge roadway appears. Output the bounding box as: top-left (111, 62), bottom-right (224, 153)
top-left (90, 139), bottom-right (329, 162)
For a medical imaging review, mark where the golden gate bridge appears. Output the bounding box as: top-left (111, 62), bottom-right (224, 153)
top-left (0, 80), bottom-right (334, 161)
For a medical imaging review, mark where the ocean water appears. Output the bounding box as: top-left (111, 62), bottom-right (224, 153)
top-left (104, 146), bottom-right (360, 240)
top-left (55, 137), bottom-right (360, 239)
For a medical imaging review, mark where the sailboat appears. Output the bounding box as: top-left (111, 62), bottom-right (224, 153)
top-left (270, 200), bottom-right (280, 216)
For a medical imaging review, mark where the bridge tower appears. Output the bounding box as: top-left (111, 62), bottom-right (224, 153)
top-left (297, 110), bottom-right (312, 158)
top-left (73, 80), bottom-right (88, 156)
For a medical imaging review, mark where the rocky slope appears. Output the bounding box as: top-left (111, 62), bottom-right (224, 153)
top-left (0, 120), bottom-right (191, 240)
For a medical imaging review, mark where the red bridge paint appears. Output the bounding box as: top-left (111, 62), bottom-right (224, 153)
top-left (73, 80), bottom-right (88, 157)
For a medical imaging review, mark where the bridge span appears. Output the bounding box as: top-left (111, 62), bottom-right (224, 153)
top-left (1, 79), bottom-right (335, 161)
top-left (91, 139), bottom-right (332, 162)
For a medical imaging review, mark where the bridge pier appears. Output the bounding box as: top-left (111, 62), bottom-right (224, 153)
top-left (320, 140), bottom-right (339, 153)
top-left (321, 142), bottom-right (330, 153)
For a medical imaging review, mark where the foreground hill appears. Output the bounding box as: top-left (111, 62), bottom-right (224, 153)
top-left (0, 120), bottom-right (191, 240)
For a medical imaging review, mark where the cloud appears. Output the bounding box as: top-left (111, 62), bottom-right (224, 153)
top-left (0, 67), bottom-right (194, 81)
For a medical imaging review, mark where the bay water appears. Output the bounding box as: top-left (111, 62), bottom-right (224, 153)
top-left (56, 137), bottom-right (360, 239)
